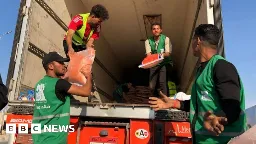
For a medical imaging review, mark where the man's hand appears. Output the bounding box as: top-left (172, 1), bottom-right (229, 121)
top-left (148, 91), bottom-right (173, 111)
top-left (163, 52), bottom-right (170, 57)
top-left (68, 47), bottom-right (75, 56)
top-left (203, 111), bottom-right (228, 136)
top-left (86, 38), bottom-right (95, 48)
top-left (86, 42), bottom-right (94, 48)
top-left (80, 67), bottom-right (92, 79)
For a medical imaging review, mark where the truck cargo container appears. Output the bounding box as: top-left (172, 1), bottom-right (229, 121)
top-left (4, 0), bottom-right (225, 143)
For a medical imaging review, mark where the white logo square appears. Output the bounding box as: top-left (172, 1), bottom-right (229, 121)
top-left (6, 124), bottom-right (16, 134)
top-left (31, 124), bottom-right (41, 134)
top-left (18, 124), bottom-right (28, 134)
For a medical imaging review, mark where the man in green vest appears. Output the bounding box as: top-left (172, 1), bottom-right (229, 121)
top-left (113, 82), bottom-right (132, 103)
top-left (63, 4), bottom-right (109, 57)
top-left (145, 23), bottom-right (172, 97)
top-left (32, 51), bottom-right (92, 144)
top-left (149, 24), bottom-right (247, 143)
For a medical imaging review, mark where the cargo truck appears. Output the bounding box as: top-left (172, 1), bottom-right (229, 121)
top-left (3, 0), bottom-right (225, 143)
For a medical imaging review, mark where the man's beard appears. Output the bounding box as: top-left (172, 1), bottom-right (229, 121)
top-left (56, 72), bottom-right (65, 77)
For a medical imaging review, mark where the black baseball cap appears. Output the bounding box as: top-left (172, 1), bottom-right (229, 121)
top-left (42, 51), bottom-right (70, 67)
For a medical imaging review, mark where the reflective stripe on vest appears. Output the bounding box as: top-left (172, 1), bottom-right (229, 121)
top-left (195, 130), bottom-right (244, 137)
top-left (168, 81), bottom-right (177, 96)
top-left (33, 113), bottom-right (70, 120)
top-left (66, 13), bottom-right (94, 46)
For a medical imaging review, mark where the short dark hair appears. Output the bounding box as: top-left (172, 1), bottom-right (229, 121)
top-left (90, 4), bottom-right (109, 21)
top-left (194, 24), bottom-right (220, 48)
top-left (151, 23), bottom-right (162, 29)
top-left (43, 63), bottom-right (49, 71)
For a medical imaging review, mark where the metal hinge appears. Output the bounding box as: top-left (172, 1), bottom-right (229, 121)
top-left (22, 5), bottom-right (29, 16)
top-left (209, 0), bottom-right (214, 7)
top-left (99, 104), bottom-right (110, 109)
top-left (28, 43), bottom-right (46, 59)
top-left (8, 79), bottom-right (14, 91)
top-left (14, 43), bottom-right (20, 62)
top-left (35, 0), bottom-right (68, 31)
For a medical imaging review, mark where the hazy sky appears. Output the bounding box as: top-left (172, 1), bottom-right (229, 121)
top-left (0, 1), bottom-right (255, 109)
top-left (221, 0), bottom-right (255, 109)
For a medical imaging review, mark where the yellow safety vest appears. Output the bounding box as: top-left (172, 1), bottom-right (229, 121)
top-left (168, 81), bottom-right (177, 97)
top-left (66, 13), bottom-right (94, 46)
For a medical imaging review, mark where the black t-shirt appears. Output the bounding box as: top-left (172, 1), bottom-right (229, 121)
top-left (180, 59), bottom-right (241, 124)
top-left (55, 79), bottom-right (72, 102)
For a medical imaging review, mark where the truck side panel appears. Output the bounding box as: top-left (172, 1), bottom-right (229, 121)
top-left (174, 0), bottom-right (198, 85)
top-left (180, 0), bottom-right (215, 91)
top-left (6, 0), bottom-right (27, 88)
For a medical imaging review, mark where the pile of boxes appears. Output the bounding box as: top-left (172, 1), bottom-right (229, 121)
top-left (124, 86), bottom-right (154, 104)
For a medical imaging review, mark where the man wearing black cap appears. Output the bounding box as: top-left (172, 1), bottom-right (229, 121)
top-left (32, 51), bottom-right (92, 144)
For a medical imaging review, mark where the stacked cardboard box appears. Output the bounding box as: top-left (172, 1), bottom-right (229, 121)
top-left (124, 86), bottom-right (154, 104)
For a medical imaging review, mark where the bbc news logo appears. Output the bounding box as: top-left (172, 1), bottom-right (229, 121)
top-left (6, 123), bottom-right (75, 134)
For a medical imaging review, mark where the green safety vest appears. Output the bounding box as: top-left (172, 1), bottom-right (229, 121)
top-left (66, 13), bottom-right (94, 46)
top-left (168, 81), bottom-right (177, 97)
top-left (148, 34), bottom-right (172, 66)
top-left (190, 55), bottom-right (247, 144)
top-left (114, 83), bottom-right (127, 96)
top-left (32, 76), bottom-right (71, 144)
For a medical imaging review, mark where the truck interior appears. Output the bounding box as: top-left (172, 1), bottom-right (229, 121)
top-left (63, 0), bottom-right (211, 102)
top-left (6, 0), bottom-right (223, 104)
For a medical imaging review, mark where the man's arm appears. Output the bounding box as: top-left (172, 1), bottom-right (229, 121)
top-left (163, 37), bottom-right (172, 57)
top-left (86, 38), bottom-right (95, 48)
top-left (66, 15), bottom-right (83, 53)
top-left (148, 91), bottom-right (190, 111)
top-left (145, 40), bottom-right (152, 56)
top-left (164, 100), bottom-right (190, 112)
top-left (179, 100), bottom-right (190, 112)
top-left (68, 76), bottom-right (92, 97)
top-left (55, 76), bottom-right (92, 101)
top-left (66, 29), bottom-right (76, 53)
top-left (213, 59), bottom-right (241, 124)
top-left (86, 25), bottom-right (101, 48)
